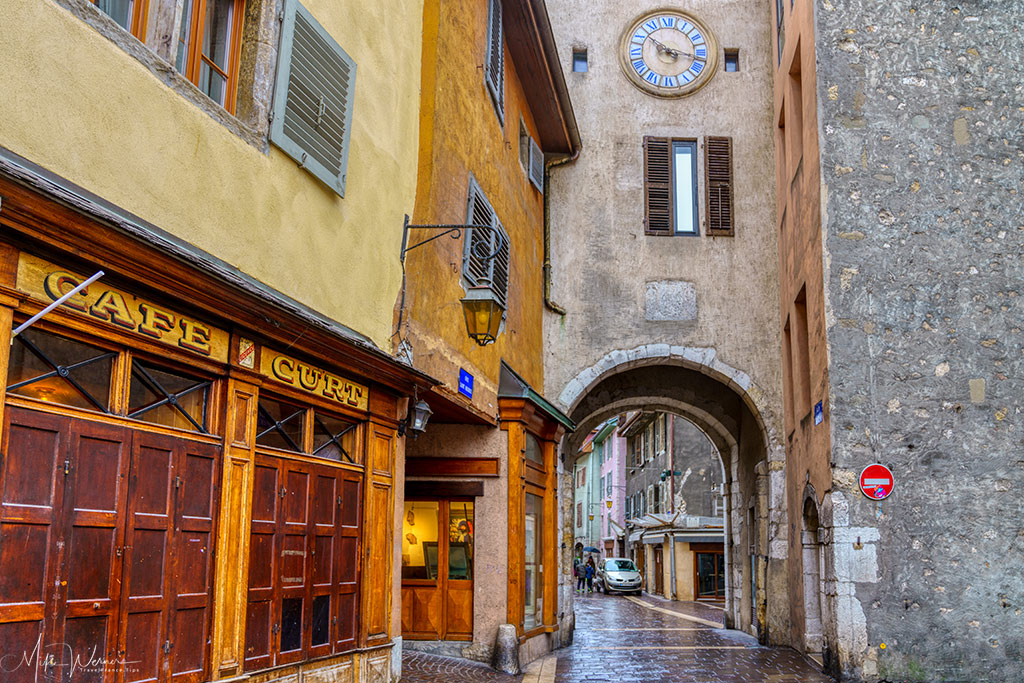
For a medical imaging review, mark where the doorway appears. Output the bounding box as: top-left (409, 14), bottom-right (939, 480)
top-left (694, 546), bottom-right (726, 600)
top-left (653, 546), bottom-right (664, 595)
top-left (401, 498), bottom-right (475, 640)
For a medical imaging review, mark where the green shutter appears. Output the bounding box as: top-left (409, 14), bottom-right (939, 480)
top-left (270, 0), bottom-right (356, 197)
top-left (485, 0), bottom-right (504, 121)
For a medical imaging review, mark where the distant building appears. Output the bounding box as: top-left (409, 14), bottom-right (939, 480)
top-left (622, 412), bottom-right (725, 601)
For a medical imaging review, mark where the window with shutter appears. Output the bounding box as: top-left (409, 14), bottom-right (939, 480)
top-left (705, 136), bottom-right (735, 235)
top-left (270, 0), bottom-right (357, 197)
top-left (528, 137), bottom-right (544, 192)
top-left (485, 0), bottom-right (505, 123)
top-left (462, 179), bottom-right (510, 310)
top-left (644, 136), bottom-right (700, 236)
top-left (644, 137), bottom-right (672, 235)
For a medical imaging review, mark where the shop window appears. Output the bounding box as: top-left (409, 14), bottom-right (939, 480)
top-left (128, 359), bottom-right (211, 432)
top-left (524, 492), bottom-right (544, 630)
top-left (402, 501), bottom-right (440, 580)
top-left (525, 432), bottom-right (544, 465)
top-left (312, 412), bottom-right (358, 463)
top-left (256, 396), bottom-right (307, 451)
top-left (7, 327), bottom-right (115, 412)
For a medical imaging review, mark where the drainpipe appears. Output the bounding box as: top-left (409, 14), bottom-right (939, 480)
top-left (543, 150), bottom-right (580, 315)
top-left (668, 417), bottom-right (677, 599)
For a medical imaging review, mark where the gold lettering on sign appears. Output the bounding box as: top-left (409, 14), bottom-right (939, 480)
top-left (261, 351), bottom-right (369, 412)
top-left (18, 254), bottom-right (230, 363)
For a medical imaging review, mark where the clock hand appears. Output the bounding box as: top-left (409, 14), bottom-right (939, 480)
top-left (647, 36), bottom-right (678, 57)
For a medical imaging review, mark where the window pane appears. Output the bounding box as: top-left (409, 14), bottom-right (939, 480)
top-left (176, 0), bottom-right (195, 74)
top-left (572, 50), bottom-right (588, 73)
top-left (524, 493), bottom-right (543, 629)
top-left (311, 595), bottom-right (330, 646)
top-left (312, 412), bottom-right (358, 463)
top-left (256, 397), bottom-right (305, 452)
top-left (401, 501), bottom-right (439, 581)
top-left (203, 0), bottom-right (234, 71)
top-left (672, 142), bottom-right (697, 234)
top-left (448, 501), bottom-right (474, 581)
top-left (95, 0), bottom-right (133, 31)
top-left (8, 328), bottom-right (113, 411)
top-left (128, 361), bottom-right (208, 432)
top-left (524, 433), bottom-right (544, 465)
top-left (199, 62), bottom-right (228, 106)
top-left (280, 597), bottom-right (303, 652)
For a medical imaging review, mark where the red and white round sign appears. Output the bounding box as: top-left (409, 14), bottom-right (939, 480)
top-left (859, 464), bottom-right (894, 500)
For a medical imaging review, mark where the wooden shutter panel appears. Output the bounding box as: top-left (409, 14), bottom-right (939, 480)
top-left (644, 136), bottom-right (673, 235)
top-left (270, 1), bottom-right (357, 197)
top-left (485, 0), bottom-right (504, 117)
top-left (705, 136), bottom-right (734, 235)
top-left (463, 182), bottom-right (509, 309)
top-left (528, 137), bottom-right (544, 192)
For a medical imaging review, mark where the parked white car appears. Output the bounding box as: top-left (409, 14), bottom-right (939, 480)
top-left (596, 557), bottom-right (643, 595)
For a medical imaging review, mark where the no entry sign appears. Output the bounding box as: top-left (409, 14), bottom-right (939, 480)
top-left (859, 464), bottom-right (894, 500)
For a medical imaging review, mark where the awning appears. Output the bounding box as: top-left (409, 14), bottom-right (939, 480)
top-left (628, 530), bottom-right (643, 544)
top-left (642, 534), bottom-right (665, 545)
top-left (498, 361), bottom-right (575, 431)
top-left (670, 533), bottom-right (725, 544)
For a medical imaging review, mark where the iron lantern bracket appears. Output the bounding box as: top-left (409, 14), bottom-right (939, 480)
top-left (400, 214), bottom-right (506, 265)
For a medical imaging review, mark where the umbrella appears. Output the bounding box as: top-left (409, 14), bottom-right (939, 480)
top-left (583, 546), bottom-right (600, 553)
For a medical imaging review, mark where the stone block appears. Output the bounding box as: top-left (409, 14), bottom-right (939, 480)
top-left (492, 623), bottom-right (521, 675)
top-left (645, 280), bottom-right (698, 321)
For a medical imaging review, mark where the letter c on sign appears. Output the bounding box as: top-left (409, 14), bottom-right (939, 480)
top-left (272, 356), bottom-right (295, 384)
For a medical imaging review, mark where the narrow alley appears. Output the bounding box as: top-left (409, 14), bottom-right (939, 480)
top-left (402, 593), bottom-right (832, 682)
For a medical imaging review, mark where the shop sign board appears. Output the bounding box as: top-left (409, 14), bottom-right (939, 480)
top-left (17, 253), bottom-right (229, 362)
top-left (261, 350), bottom-right (368, 411)
top-left (859, 463), bottom-right (894, 500)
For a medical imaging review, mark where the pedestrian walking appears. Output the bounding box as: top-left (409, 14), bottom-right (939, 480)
top-left (585, 557), bottom-right (596, 593)
top-left (575, 558), bottom-right (586, 594)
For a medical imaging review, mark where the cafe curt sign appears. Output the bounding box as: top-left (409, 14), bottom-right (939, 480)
top-left (17, 253), bottom-right (230, 363)
top-left (261, 351), bottom-right (369, 412)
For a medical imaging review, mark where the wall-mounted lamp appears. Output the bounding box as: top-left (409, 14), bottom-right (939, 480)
top-left (606, 499), bottom-right (613, 509)
top-left (398, 392), bottom-right (433, 439)
top-left (399, 215), bottom-right (507, 347)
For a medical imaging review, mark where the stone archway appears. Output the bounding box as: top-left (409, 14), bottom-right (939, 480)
top-left (554, 345), bottom-right (788, 642)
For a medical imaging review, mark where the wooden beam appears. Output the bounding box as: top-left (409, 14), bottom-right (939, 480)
top-left (406, 457), bottom-right (500, 478)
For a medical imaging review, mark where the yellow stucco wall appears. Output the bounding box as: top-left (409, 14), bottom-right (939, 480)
top-left (402, 0), bottom-right (547, 412)
top-left (0, 0), bottom-right (423, 349)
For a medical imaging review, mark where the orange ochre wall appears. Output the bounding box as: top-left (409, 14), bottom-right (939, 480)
top-left (401, 0), bottom-right (548, 413)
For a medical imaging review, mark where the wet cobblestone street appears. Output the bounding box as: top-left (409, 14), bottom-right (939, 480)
top-left (402, 591), bottom-right (834, 682)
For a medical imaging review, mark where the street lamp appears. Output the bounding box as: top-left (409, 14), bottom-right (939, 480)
top-left (461, 286), bottom-right (504, 345)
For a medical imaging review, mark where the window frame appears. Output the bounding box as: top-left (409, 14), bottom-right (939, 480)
top-left (91, 0), bottom-right (148, 39)
top-left (643, 136), bottom-right (700, 237)
top-left (671, 139), bottom-right (700, 235)
top-left (176, 0), bottom-right (247, 114)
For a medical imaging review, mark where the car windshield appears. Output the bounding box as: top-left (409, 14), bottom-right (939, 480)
top-left (605, 559), bottom-right (636, 571)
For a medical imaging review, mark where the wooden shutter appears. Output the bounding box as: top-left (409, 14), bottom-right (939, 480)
top-left (463, 182), bottom-right (510, 309)
top-left (528, 137), bottom-right (544, 191)
top-left (644, 137), bottom-right (673, 235)
top-left (705, 136), bottom-right (734, 236)
top-left (270, 1), bottom-right (357, 197)
top-left (485, 0), bottom-right (504, 118)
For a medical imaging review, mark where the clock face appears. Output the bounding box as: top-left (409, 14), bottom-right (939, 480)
top-left (619, 10), bottom-right (718, 98)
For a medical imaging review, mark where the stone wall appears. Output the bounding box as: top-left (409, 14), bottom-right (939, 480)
top-left (813, 1), bottom-right (1024, 679)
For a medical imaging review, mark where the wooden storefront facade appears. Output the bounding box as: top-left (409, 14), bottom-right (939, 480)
top-left (0, 174), bottom-right (433, 682)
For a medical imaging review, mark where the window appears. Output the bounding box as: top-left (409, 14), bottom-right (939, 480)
top-left (607, 475), bottom-right (613, 497)
top-left (600, 476), bottom-right (605, 498)
top-left (485, 0), bottom-right (504, 122)
top-left (524, 493), bottom-right (544, 629)
top-left (525, 432), bottom-right (544, 465)
top-left (8, 327), bottom-right (116, 412)
top-left (92, 0), bottom-right (147, 38)
top-left (572, 48), bottom-right (588, 73)
top-left (270, 0), bottom-right (357, 196)
top-left (129, 359), bottom-right (211, 432)
top-left (463, 179), bottom-right (511, 310)
top-left (644, 136), bottom-right (697, 236)
top-left (625, 497), bottom-right (631, 519)
top-left (255, 394), bottom-right (360, 463)
top-left (724, 49), bottom-right (740, 72)
top-left (519, 120), bottom-right (530, 170)
top-left (576, 501), bottom-right (583, 527)
top-left (175, 0), bottom-right (245, 112)
top-left (793, 286), bottom-right (812, 417)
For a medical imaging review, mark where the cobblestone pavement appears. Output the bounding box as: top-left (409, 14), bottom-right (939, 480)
top-left (556, 591), bottom-right (834, 682)
top-left (401, 649), bottom-right (521, 683)
top-left (401, 592), bottom-right (833, 682)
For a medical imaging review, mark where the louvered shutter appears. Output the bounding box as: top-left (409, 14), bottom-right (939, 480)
top-left (270, 0), bottom-right (357, 197)
top-left (644, 137), bottom-right (673, 235)
top-left (463, 183), bottom-right (510, 309)
top-left (485, 0), bottom-right (504, 119)
top-left (528, 137), bottom-right (544, 192)
top-left (705, 136), bottom-right (734, 235)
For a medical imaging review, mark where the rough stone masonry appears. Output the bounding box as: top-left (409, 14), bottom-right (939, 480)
top-left (814, 1), bottom-right (1023, 680)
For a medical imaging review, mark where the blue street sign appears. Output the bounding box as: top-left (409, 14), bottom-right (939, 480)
top-left (814, 401), bottom-right (823, 425)
top-left (458, 369), bottom-right (474, 399)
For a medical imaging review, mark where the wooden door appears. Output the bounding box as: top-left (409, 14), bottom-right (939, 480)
top-left (444, 500), bottom-right (473, 640)
top-left (0, 408), bottom-right (130, 683)
top-left (243, 459), bottom-right (279, 671)
top-left (0, 407), bottom-right (219, 683)
top-left (654, 546), bottom-right (664, 595)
